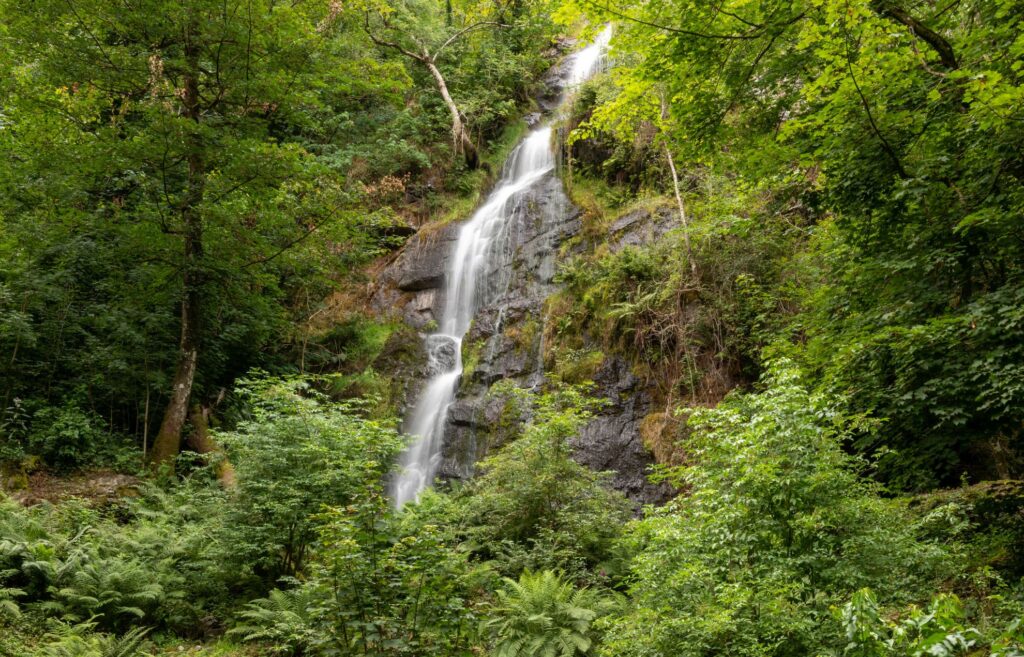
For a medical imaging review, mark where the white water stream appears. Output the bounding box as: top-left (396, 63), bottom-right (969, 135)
top-left (390, 28), bottom-right (612, 509)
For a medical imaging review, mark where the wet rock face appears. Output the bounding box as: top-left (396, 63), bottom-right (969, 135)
top-left (394, 224), bottom-right (459, 291)
top-left (424, 334), bottom-right (459, 375)
top-left (372, 224), bottom-right (459, 328)
top-left (372, 169), bottom-right (676, 506)
top-left (573, 357), bottom-right (676, 506)
top-left (609, 205), bottom-right (676, 252)
top-left (432, 171), bottom-right (581, 481)
top-left (369, 54), bottom-right (680, 505)
top-left (458, 173), bottom-right (580, 390)
top-left (537, 50), bottom-right (576, 112)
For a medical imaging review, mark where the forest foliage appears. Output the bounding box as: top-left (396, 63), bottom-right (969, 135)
top-left (1, 0), bottom-right (1023, 655)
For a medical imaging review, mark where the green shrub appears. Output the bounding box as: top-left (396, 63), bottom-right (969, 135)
top-left (838, 588), bottom-right (1024, 657)
top-left (218, 376), bottom-right (405, 578)
top-left (600, 361), bottom-right (954, 657)
top-left (451, 385), bottom-right (631, 583)
top-left (27, 405), bottom-right (108, 472)
top-left (0, 484), bottom-right (231, 635)
top-left (232, 493), bottom-right (484, 656)
top-left (38, 550), bottom-right (173, 632)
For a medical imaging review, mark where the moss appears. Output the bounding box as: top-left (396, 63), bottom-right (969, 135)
top-left (307, 316), bottom-right (407, 375)
top-left (638, 411), bottom-right (685, 465)
top-left (552, 348), bottom-right (604, 384)
top-left (460, 336), bottom-right (486, 389)
top-left (504, 317), bottom-right (541, 356)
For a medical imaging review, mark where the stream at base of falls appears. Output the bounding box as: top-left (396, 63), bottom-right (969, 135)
top-left (390, 28), bottom-right (612, 509)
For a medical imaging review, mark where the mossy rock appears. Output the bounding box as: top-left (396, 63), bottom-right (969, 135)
top-left (3, 471), bottom-right (29, 491)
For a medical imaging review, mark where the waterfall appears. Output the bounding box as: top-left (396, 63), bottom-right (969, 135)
top-left (390, 27), bottom-right (612, 509)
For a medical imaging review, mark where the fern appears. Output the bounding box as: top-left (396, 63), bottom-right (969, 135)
top-left (0, 583), bottom-right (24, 617)
top-left (485, 570), bottom-right (614, 657)
top-left (36, 623), bottom-right (150, 657)
top-left (41, 551), bottom-right (167, 631)
top-left (229, 583), bottom-right (322, 655)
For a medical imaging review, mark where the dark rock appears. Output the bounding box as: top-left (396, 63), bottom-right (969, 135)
top-left (379, 222), bottom-right (417, 240)
top-left (406, 289), bottom-right (440, 327)
top-left (392, 224), bottom-right (459, 291)
top-left (572, 357), bottom-right (677, 506)
top-left (472, 332), bottom-right (533, 385)
top-left (447, 397), bottom-right (505, 428)
top-left (424, 334), bottom-right (459, 374)
top-left (609, 205), bottom-right (676, 252)
top-left (537, 56), bottom-right (576, 112)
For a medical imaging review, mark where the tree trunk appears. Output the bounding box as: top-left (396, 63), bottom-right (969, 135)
top-left (660, 93), bottom-right (698, 280)
top-left (149, 22), bottom-right (206, 469)
top-left (663, 142), bottom-right (697, 280)
top-left (424, 58), bottom-right (479, 169)
top-left (187, 404), bottom-right (237, 487)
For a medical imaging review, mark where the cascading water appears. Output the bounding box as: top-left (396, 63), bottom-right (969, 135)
top-left (390, 27), bottom-right (612, 509)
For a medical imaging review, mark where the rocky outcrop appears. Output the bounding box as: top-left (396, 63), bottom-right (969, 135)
top-left (393, 225), bottom-right (459, 291)
top-left (369, 47), bottom-right (677, 506)
top-left (573, 357), bottom-right (675, 505)
top-left (370, 166), bottom-right (678, 505)
top-left (609, 204), bottom-right (676, 252)
top-left (372, 223), bottom-right (459, 329)
top-left (435, 171), bottom-right (580, 478)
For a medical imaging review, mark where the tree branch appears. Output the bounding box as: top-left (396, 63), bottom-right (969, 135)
top-left (842, 26), bottom-right (910, 179)
top-left (242, 222), bottom-right (322, 269)
top-left (432, 21), bottom-right (509, 59)
top-left (578, 0), bottom-right (765, 39)
top-left (871, 0), bottom-right (958, 69)
top-left (363, 13), bottom-right (426, 62)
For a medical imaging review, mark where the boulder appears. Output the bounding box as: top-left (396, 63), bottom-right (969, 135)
top-left (391, 223), bottom-right (459, 292)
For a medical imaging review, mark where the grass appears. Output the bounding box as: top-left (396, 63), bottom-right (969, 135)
top-left (563, 172), bottom-right (670, 243)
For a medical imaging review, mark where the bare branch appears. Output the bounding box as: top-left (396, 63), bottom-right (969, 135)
top-left (432, 21), bottom-right (509, 59)
top-left (363, 13), bottom-right (426, 62)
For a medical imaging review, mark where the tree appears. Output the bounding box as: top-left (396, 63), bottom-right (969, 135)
top-left (360, 0), bottom-right (510, 169)
top-left (218, 376), bottom-right (404, 577)
top-left (1, 0), bottom-right (385, 467)
top-left (599, 362), bottom-right (953, 657)
top-left (559, 0), bottom-right (1024, 486)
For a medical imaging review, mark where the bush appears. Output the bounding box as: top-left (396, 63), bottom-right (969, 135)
top-left (218, 376), bottom-right (405, 578)
top-left (599, 361), bottom-right (954, 657)
top-left (31, 623), bottom-right (150, 657)
top-left (838, 588), bottom-right (1024, 657)
top-left (449, 385), bottom-right (632, 583)
top-left (232, 492), bottom-right (485, 656)
top-left (230, 584), bottom-right (321, 655)
top-left (27, 405), bottom-right (110, 472)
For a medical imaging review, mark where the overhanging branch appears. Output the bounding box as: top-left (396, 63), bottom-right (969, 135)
top-left (872, 0), bottom-right (958, 69)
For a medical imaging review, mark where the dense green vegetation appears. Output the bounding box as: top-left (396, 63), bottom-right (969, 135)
top-left (2, 0), bottom-right (1023, 655)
